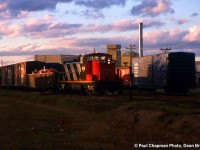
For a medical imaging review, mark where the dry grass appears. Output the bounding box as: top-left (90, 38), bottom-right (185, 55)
top-left (0, 89), bottom-right (200, 149)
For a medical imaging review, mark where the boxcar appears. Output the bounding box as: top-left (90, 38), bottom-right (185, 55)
top-left (13, 61), bottom-right (45, 88)
top-left (0, 64), bottom-right (15, 87)
top-left (0, 60), bottom-right (67, 91)
top-left (132, 52), bottom-right (196, 94)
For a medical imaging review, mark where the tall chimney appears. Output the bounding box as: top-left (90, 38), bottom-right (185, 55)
top-left (139, 22), bottom-right (143, 57)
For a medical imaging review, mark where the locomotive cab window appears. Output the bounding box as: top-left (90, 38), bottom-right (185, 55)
top-left (94, 56), bottom-right (99, 60)
top-left (100, 56), bottom-right (106, 60)
top-left (87, 56), bottom-right (93, 61)
top-left (86, 53), bottom-right (113, 62)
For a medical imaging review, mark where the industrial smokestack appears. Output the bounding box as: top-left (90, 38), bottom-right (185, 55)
top-left (139, 22), bottom-right (143, 57)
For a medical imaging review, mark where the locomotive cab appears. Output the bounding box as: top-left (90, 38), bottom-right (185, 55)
top-left (85, 53), bottom-right (116, 82)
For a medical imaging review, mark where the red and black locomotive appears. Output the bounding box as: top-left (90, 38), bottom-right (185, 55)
top-left (61, 53), bottom-right (121, 94)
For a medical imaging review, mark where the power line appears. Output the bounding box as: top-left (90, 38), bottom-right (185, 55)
top-left (171, 41), bottom-right (200, 49)
top-left (141, 41), bottom-right (200, 51)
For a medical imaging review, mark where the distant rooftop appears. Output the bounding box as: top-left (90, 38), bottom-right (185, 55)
top-left (107, 44), bottom-right (121, 49)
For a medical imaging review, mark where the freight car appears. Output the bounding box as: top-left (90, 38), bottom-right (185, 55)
top-left (0, 61), bottom-right (65, 92)
top-left (27, 68), bottom-right (62, 92)
top-left (60, 53), bottom-right (122, 94)
top-left (0, 61), bottom-right (45, 88)
top-left (132, 52), bottom-right (196, 94)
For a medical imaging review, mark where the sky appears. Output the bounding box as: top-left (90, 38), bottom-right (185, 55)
top-left (0, 0), bottom-right (200, 65)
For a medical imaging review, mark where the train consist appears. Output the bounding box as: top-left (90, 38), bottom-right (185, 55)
top-left (0, 53), bottom-right (122, 94)
top-left (0, 61), bottom-right (64, 91)
top-left (0, 51), bottom-right (196, 95)
top-left (132, 52), bottom-right (196, 94)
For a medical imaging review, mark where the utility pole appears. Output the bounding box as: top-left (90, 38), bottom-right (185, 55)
top-left (1, 59), bottom-right (3, 67)
top-left (1, 59), bottom-right (4, 86)
top-left (126, 44), bottom-right (136, 100)
top-left (126, 44), bottom-right (136, 87)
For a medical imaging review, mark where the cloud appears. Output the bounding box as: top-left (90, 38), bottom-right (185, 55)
top-left (0, 0), bottom-right (127, 18)
top-left (0, 0), bottom-right (73, 18)
top-left (191, 12), bottom-right (198, 17)
top-left (0, 18), bottom-right (162, 39)
top-left (184, 25), bottom-right (200, 42)
top-left (177, 19), bottom-right (189, 25)
top-left (142, 27), bottom-right (200, 55)
top-left (0, 55), bottom-right (34, 66)
top-left (0, 36), bottom-right (132, 57)
top-left (74, 0), bottom-right (127, 9)
top-left (22, 17), bottom-right (83, 38)
top-left (0, 0), bottom-right (127, 20)
top-left (0, 21), bottom-right (22, 38)
top-left (81, 9), bottom-right (105, 19)
top-left (144, 29), bottom-right (187, 47)
top-left (1, 25), bottom-right (200, 65)
top-left (0, 2), bottom-right (7, 11)
top-left (131, 0), bottom-right (174, 17)
top-left (86, 19), bottom-right (165, 33)
top-left (66, 9), bottom-right (105, 19)
top-left (170, 17), bottom-right (189, 25)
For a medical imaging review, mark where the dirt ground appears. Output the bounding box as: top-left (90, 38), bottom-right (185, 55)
top-left (0, 89), bottom-right (200, 150)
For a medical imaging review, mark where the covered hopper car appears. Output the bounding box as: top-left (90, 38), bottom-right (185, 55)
top-left (132, 52), bottom-right (196, 94)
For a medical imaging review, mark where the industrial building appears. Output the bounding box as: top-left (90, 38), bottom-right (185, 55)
top-left (107, 44), bottom-right (121, 67)
top-left (34, 47), bottom-right (139, 68)
top-left (196, 61), bottom-right (200, 86)
top-left (34, 55), bottom-right (80, 64)
top-left (106, 44), bottom-right (139, 67)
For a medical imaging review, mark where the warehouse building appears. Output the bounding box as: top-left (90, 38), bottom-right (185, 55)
top-left (107, 44), bottom-right (139, 67)
top-left (107, 44), bottom-right (121, 67)
top-left (196, 61), bottom-right (200, 86)
top-left (34, 55), bottom-right (80, 64)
